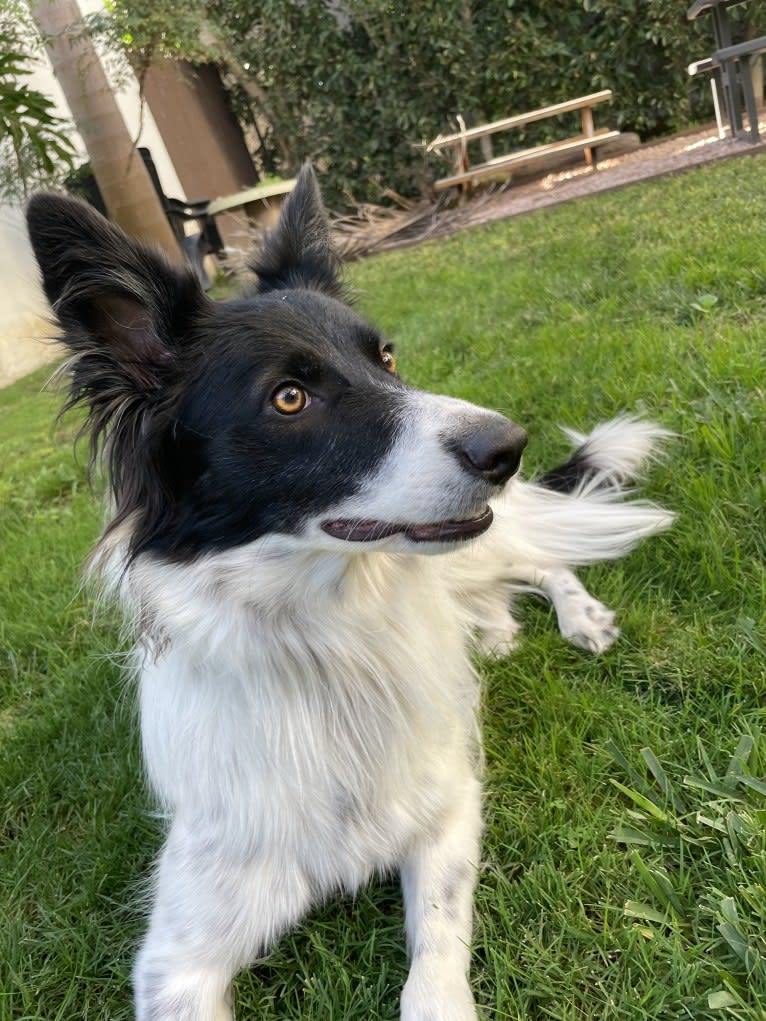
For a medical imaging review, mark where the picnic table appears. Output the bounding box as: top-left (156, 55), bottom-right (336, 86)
top-left (427, 91), bottom-right (623, 193)
top-left (687, 0), bottom-right (766, 141)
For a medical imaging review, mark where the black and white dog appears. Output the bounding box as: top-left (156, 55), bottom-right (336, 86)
top-left (27, 167), bottom-right (672, 1021)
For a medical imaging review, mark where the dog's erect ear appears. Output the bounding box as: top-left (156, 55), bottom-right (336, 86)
top-left (26, 192), bottom-right (204, 397)
top-left (27, 193), bottom-right (207, 518)
top-left (251, 164), bottom-right (343, 298)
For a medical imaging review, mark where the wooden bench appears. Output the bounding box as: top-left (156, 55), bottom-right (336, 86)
top-left (207, 178), bottom-right (297, 228)
top-left (137, 148), bottom-right (297, 286)
top-left (428, 90), bottom-right (623, 192)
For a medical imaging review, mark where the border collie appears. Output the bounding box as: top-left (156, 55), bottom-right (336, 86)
top-left (26, 167), bottom-right (672, 1021)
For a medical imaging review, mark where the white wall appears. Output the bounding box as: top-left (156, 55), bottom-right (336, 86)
top-left (0, 206), bottom-right (60, 386)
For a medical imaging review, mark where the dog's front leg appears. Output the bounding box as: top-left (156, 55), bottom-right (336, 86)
top-left (510, 564), bottom-right (619, 654)
top-left (133, 822), bottom-right (312, 1021)
top-left (400, 773), bottom-right (482, 1021)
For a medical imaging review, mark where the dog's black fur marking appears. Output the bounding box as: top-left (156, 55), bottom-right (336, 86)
top-left (249, 164), bottom-right (345, 300)
top-left (537, 450), bottom-right (595, 493)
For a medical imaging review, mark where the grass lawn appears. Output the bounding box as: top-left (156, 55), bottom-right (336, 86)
top-left (2, 154), bottom-right (765, 1020)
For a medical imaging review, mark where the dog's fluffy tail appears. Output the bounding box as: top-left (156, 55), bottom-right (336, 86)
top-left (491, 417), bottom-right (674, 568)
top-left (537, 415), bottom-right (673, 493)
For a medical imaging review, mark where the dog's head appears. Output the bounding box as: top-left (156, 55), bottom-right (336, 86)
top-left (27, 166), bottom-right (526, 560)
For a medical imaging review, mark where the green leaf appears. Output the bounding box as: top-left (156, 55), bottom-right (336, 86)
top-left (623, 900), bottom-right (673, 924)
top-left (725, 734), bottom-right (754, 779)
top-left (610, 779), bottom-right (671, 822)
top-left (611, 823), bottom-right (652, 845)
top-left (683, 774), bottom-right (741, 800)
top-left (717, 922), bottom-right (752, 965)
top-left (737, 775), bottom-right (766, 796)
top-left (641, 747), bottom-right (686, 813)
top-left (629, 850), bottom-right (686, 918)
top-left (708, 990), bottom-right (738, 1009)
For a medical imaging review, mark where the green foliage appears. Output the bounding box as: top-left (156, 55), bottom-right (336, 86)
top-left (207, 0), bottom-right (716, 207)
top-left (0, 22), bottom-right (77, 201)
top-left (608, 730), bottom-right (766, 1011)
top-left (83, 0), bottom-right (218, 85)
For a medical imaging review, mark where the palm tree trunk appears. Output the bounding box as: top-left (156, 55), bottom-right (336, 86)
top-left (29, 0), bottom-right (182, 260)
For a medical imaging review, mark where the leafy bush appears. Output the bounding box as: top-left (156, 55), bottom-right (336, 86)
top-left (209, 0), bottom-right (719, 207)
top-left (0, 21), bottom-right (77, 202)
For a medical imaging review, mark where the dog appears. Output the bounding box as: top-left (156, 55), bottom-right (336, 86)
top-left (26, 167), bottom-right (672, 1021)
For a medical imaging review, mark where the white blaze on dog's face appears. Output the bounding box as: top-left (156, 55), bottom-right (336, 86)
top-left (25, 166), bottom-right (526, 562)
top-left (314, 388), bottom-right (527, 552)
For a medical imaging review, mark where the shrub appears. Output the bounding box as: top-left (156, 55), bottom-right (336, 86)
top-left (86, 0), bottom-right (758, 209)
top-left (0, 20), bottom-right (77, 202)
top-left (210, 0), bottom-right (720, 208)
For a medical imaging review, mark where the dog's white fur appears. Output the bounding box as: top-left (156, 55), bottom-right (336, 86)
top-left (90, 396), bottom-right (672, 1021)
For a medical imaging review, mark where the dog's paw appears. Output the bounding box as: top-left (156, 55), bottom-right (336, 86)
top-left (473, 611), bottom-right (521, 659)
top-left (556, 593), bottom-right (619, 655)
top-left (474, 620), bottom-right (521, 659)
top-left (400, 970), bottom-right (478, 1021)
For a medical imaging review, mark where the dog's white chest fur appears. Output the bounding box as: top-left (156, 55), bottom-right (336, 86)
top-left (136, 544), bottom-right (478, 895)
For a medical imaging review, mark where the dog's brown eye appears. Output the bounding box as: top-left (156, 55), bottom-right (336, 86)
top-left (381, 348), bottom-right (397, 373)
top-left (272, 384), bottom-right (309, 415)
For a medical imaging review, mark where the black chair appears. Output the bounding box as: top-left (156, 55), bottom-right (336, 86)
top-left (138, 147), bottom-right (225, 288)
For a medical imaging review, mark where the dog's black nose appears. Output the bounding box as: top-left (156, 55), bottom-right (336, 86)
top-left (458, 418), bottom-right (528, 485)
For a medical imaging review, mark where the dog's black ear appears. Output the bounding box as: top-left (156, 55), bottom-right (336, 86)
top-left (26, 192), bottom-right (204, 397)
top-left (27, 193), bottom-right (207, 516)
top-left (251, 164), bottom-right (343, 298)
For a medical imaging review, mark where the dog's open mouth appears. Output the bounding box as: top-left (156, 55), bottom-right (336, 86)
top-left (321, 506), bottom-right (493, 543)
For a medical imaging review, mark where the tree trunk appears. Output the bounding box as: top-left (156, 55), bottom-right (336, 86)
top-left (29, 0), bottom-right (182, 260)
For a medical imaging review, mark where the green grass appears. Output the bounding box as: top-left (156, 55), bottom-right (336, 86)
top-left (2, 154), bottom-right (765, 1019)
